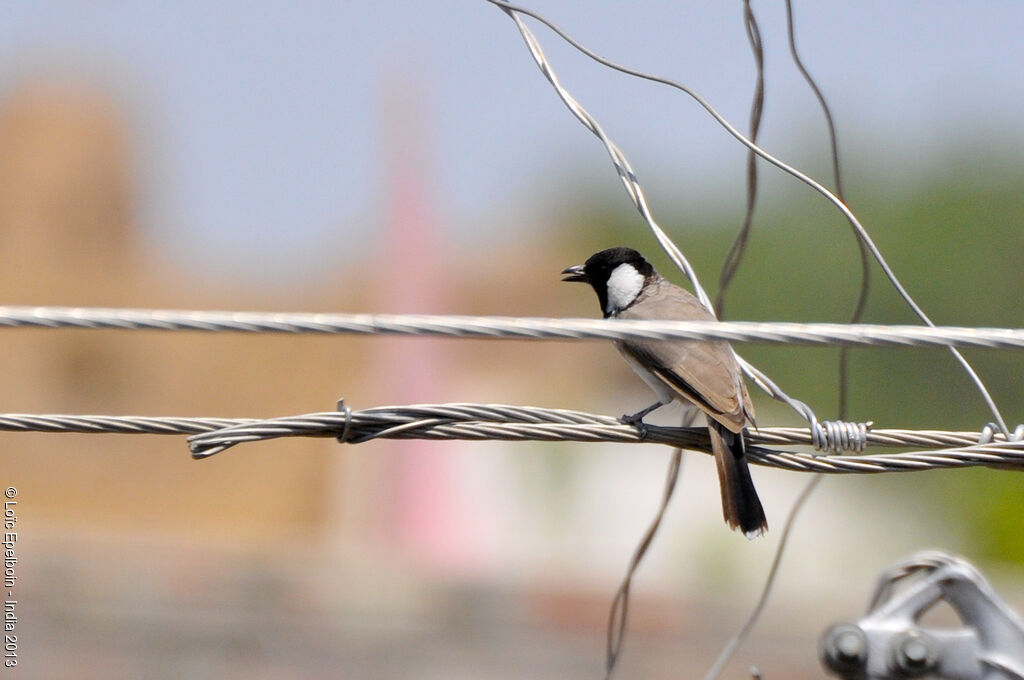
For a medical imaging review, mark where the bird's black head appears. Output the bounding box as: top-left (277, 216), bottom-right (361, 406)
top-left (561, 246), bottom-right (655, 317)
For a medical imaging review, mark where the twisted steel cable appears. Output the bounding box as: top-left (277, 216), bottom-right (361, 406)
top-left (0, 306), bottom-right (1021, 349)
top-left (0, 404), bottom-right (1020, 468)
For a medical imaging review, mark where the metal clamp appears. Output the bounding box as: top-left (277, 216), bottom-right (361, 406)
top-left (820, 551), bottom-right (1024, 679)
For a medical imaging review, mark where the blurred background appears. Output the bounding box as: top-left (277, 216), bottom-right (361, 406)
top-left (1, 2), bottom-right (1022, 678)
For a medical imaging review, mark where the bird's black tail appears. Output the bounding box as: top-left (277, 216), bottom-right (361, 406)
top-left (707, 417), bottom-right (767, 539)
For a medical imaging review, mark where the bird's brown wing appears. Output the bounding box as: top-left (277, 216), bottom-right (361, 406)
top-left (617, 279), bottom-right (752, 432)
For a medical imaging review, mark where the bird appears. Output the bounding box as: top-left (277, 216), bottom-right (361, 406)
top-left (561, 246), bottom-right (767, 538)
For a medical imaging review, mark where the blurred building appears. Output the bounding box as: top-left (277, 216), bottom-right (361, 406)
top-left (0, 81), bottom-right (350, 538)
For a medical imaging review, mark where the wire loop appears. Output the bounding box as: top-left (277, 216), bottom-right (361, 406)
top-left (812, 420), bottom-right (872, 454)
top-left (979, 422), bottom-right (1024, 444)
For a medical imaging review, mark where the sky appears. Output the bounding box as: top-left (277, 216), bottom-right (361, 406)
top-left (1, 1), bottom-right (1022, 280)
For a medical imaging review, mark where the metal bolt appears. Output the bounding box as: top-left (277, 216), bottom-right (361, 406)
top-left (890, 630), bottom-right (938, 676)
top-left (820, 624), bottom-right (868, 674)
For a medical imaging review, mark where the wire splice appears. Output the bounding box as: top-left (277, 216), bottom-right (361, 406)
top-left (812, 420), bottom-right (872, 454)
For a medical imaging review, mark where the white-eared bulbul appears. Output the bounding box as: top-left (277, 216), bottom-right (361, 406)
top-left (562, 246), bottom-right (767, 538)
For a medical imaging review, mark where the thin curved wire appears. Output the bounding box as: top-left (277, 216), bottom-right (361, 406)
top-left (715, 0), bottom-right (764, 319)
top-left (485, 0), bottom-right (1008, 435)
top-left (703, 474), bottom-right (823, 680)
top-left (783, 0), bottom-right (871, 419)
top-left (604, 448), bottom-right (682, 679)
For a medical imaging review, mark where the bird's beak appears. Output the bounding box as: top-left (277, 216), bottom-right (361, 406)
top-left (561, 264), bottom-right (588, 283)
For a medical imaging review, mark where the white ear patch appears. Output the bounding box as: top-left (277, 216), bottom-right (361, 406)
top-left (606, 263), bottom-right (644, 313)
